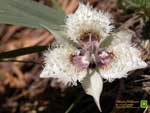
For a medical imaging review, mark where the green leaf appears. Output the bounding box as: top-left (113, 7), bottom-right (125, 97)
top-left (0, 0), bottom-right (76, 48)
top-left (0, 0), bottom-right (65, 29)
top-left (65, 93), bottom-right (84, 113)
top-left (100, 36), bottom-right (113, 48)
top-left (125, 0), bottom-right (141, 8)
top-left (0, 46), bottom-right (48, 59)
top-left (41, 24), bottom-right (78, 48)
top-left (51, 0), bottom-right (64, 13)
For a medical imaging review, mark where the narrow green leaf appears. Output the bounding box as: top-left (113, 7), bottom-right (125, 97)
top-left (100, 36), bottom-right (113, 48)
top-left (0, 0), bottom-right (65, 29)
top-left (125, 0), bottom-right (141, 8)
top-left (0, 0), bottom-right (74, 48)
top-left (146, 0), bottom-right (150, 8)
top-left (0, 46), bottom-right (48, 59)
top-left (51, 0), bottom-right (64, 13)
top-left (65, 93), bottom-right (84, 113)
top-left (41, 24), bottom-right (78, 48)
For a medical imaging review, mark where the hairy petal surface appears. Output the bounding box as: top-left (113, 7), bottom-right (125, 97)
top-left (99, 31), bottom-right (147, 82)
top-left (81, 71), bottom-right (103, 112)
top-left (111, 30), bottom-right (133, 45)
top-left (66, 3), bottom-right (113, 43)
top-left (40, 46), bottom-right (87, 86)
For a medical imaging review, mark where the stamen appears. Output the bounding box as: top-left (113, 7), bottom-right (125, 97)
top-left (79, 32), bottom-right (100, 52)
top-left (70, 32), bottom-right (114, 70)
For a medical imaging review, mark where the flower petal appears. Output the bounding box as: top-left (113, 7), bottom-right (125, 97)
top-left (40, 46), bottom-right (87, 86)
top-left (99, 43), bottom-right (147, 82)
top-left (111, 30), bottom-right (132, 46)
top-left (66, 3), bottom-right (114, 43)
top-left (81, 71), bottom-right (103, 112)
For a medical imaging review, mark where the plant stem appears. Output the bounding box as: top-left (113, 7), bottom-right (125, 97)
top-left (65, 93), bottom-right (84, 113)
top-left (65, 102), bottom-right (75, 113)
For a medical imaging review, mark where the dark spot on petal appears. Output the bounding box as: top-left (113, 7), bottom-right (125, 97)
top-left (89, 62), bottom-right (96, 69)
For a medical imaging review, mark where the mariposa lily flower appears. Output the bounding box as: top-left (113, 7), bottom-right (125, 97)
top-left (40, 3), bottom-right (147, 112)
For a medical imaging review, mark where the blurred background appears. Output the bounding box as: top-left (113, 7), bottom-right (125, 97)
top-left (0, 0), bottom-right (150, 113)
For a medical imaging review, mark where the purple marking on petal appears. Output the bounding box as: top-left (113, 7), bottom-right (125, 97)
top-left (99, 51), bottom-right (109, 58)
top-left (71, 32), bottom-right (114, 69)
top-left (100, 58), bottom-right (111, 64)
top-left (97, 50), bottom-right (114, 67)
top-left (79, 32), bottom-right (100, 51)
top-left (72, 55), bottom-right (89, 68)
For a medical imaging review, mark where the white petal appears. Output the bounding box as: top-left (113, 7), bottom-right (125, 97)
top-left (40, 46), bottom-right (87, 86)
top-left (100, 43), bottom-right (147, 82)
top-left (66, 3), bottom-right (114, 43)
top-left (81, 71), bottom-right (103, 112)
top-left (111, 30), bottom-right (133, 46)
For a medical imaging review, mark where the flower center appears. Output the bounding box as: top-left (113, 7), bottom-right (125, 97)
top-left (80, 32), bottom-right (100, 42)
top-left (70, 49), bottom-right (114, 69)
top-left (70, 32), bottom-right (114, 69)
top-left (78, 32), bottom-right (100, 51)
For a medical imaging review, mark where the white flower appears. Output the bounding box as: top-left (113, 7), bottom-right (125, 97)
top-left (40, 3), bottom-right (147, 112)
top-left (66, 3), bottom-right (114, 43)
top-left (99, 31), bottom-right (147, 82)
top-left (40, 45), bottom-right (87, 86)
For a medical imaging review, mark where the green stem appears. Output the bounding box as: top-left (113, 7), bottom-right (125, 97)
top-left (65, 103), bottom-right (75, 113)
top-left (65, 93), bottom-right (84, 113)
